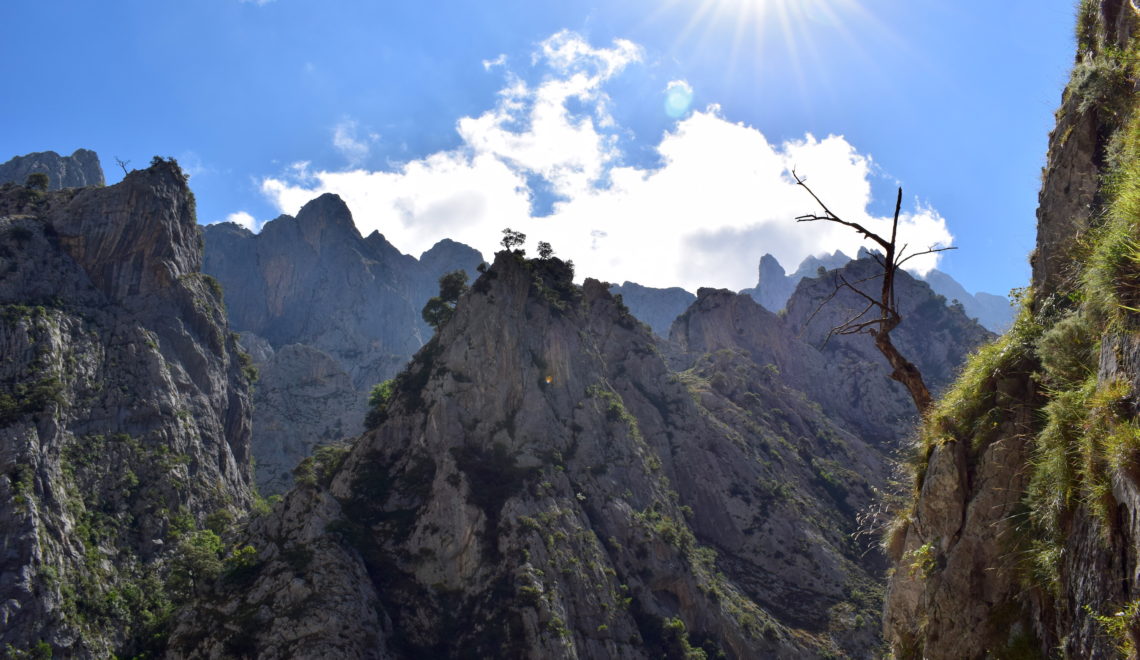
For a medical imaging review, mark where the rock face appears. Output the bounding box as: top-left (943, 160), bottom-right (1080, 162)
top-left (203, 202), bottom-right (483, 493)
top-left (243, 338), bottom-right (369, 495)
top-left (167, 251), bottom-right (934, 659)
top-left (608, 282), bottom-right (695, 337)
top-left (884, 3), bottom-right (1140, 658)
top-left (788, 260), bottom-right (995, 386)
top-left (921, 268), bottom-right (1015, 333)
top-left (742, 252), bottom-right (1014, 334)
top-left (0, 159), bottom-right (253, 657)
top-left (740, 250), bottom-right (850, 313)
top-left (0, 149), bottom-right (105, 190)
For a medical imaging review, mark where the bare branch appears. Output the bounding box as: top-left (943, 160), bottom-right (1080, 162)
top-left (792, 172), bottom-right (892, 251)
top-left (896, 245), bottom-right (957, 269)
top-left (792, 172), bottom-right (940, 415)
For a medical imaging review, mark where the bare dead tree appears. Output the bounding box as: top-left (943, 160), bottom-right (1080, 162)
top-left (114, 157), bottom-right (130, 176)
top-left (792, 170), bottom-right (955, 416)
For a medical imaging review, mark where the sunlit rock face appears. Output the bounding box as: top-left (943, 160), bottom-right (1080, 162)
top-left (0, 159), bottom-right (252, 657)
top-left (0, 149), bottom-right (105, 190)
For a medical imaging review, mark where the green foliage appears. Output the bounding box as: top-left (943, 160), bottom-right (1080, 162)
top-left (422, 270), bottom-right (469, 332)
top-left (293, 442), bottom-right (352, 487)
top-left (168, 530), bottom-right (224, 597)
top-left (902, 542), bottom-right (937, 580)
top-left (438, 269), bottom-right (468, 302)
top-left (1086, 111), bottom-right (1140, 329)
top-left (1035, 310), bottom-right (1097, 387)
top-left (201, 273), bottom-right (223, 299)
top-left (911, 298), bottom-right (1042, 481)
top-left (1076, 0), bottom-right (1098, 50)
top-left (501, 227), bottom-right (526, 252)
top-left (1068, 48), bottom-right (1133, 118)
top-left (662, 617), bottom-right (709, 660)
top-left (237, 350), bottom-right (258, 382)
top-left (222, 544), bottom-right (262, 587)
top-left (1088, 599), bottom-right (1140, 657)
top-left (537, 241), bottom-right (554, 259)
top-left (365, 378), bottom-right (396, 429)
top-left (0, 376), bottom-right (65, 425)
top-left (24, 172), bottom-right (49, 191)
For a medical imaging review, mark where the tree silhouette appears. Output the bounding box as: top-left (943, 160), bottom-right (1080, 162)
top-left (422, 270), bottom-right (469, 332)
top-left (501, 228), bottom-right (526, 253)
top-left (793, 171), bottom-right (954, 415)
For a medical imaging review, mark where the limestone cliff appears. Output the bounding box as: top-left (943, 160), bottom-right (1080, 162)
top-left (243, 338), bottom-right (369, 495)
top-left (740, 250), bottom-right (850, 313)
top-left (884, 2), bottom-right (1140, 657)
top-left (0, 149), bottom-right (105, 190)
top-left (203, 200), bottom-right (483, 494)
top-left (169, 250), bottom-right (909, 659)
top-left (608, 282), bottom-right (695, 337)
top-left (203, 200), bottom-right (484, 389)
top-left (0, 159), bottom-right (253, 657)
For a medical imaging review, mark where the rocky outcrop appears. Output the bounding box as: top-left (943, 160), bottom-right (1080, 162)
top-left (203, 200), bottom-right (484, 389)
top-left (608, 282), bottom-right (695, 337)
top-left (0, 159), bottom-right (253, 657)
top-left (0, 149), bottom-right (105, 190)
top-left (884, 3), bottom-right (1140, 658)
top-left (740, 250), bottom-right (850, 313)
top-left (742, 251), bottom-right (1014, 334)
top-left (203, 201), bottom-right (483, 493)
top-left (170, 251), bottom-right (902, 658)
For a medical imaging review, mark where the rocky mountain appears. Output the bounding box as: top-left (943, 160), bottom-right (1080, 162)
top-left (168, 250), bottom-right (903, 658)
top-left (0, 158), bottom-right (253, 657)
top-left (921, 268), bottom-right (1015, 333)
top-left (608, 282), bottom-right (695, 337)
top-left (884, 2), bottom-right (1140, 657)
top-left (785, 257), bottom-right (995, 435)
top-left (202, 201), bottom-right (484, 494)
top-left (0, 149), bottom-right (105, 190)
top-left (740, 250), bottom-right (851, 313)
top-left (741, 250), bottom-right (1014, 334)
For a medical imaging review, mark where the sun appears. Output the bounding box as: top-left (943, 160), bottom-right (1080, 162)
top-left (650, 0), bottom-right (872, 105)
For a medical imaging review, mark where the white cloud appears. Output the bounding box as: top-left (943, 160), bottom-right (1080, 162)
top-left (332, 119), bottom-right (376, 166)
top-left (211, 211), bottom-right (259, 232)
top-left (257, 31), bottom-right (952, 292)
top-left (482, 54), bottom-right (507, 71)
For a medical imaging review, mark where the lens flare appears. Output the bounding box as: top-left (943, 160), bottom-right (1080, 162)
top-left (664, 80), bottom-right (695, 118)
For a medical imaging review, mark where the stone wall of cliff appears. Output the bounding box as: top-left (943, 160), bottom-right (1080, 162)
top-left (0, 159), bottom-right (253, 657)
top-left (0, 149), bottom-right (105, 190)
top-left (884, 2), bottom-right (1140, 657)
top-left (168, 249), bottom-right (917, 659)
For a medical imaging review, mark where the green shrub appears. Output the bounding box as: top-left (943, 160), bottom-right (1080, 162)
top-left (365, 379), bottom-right (395, 429)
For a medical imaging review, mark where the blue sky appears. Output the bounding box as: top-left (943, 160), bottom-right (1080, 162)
top-left (2, 0), bottom-right (1075, 295)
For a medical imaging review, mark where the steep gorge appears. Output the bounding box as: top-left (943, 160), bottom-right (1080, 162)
top-left (168, 250), bottom-right (919, 658)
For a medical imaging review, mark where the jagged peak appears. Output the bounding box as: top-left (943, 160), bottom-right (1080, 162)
top-left (294, 192), bottom-right (360, 244)
top-left (758, 253), bottom-right (786, 279)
